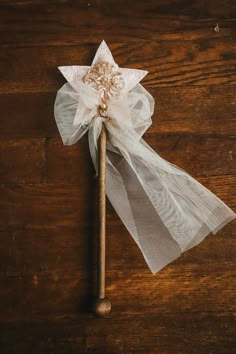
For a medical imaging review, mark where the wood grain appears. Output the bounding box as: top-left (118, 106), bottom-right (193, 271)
top-left (0, 86), bottom-right (236, 137)
top-left (0, 264), bottom-right (235, 320)
top-left (0, 223), bottom-right (234, 276)
top-left (0, 134), bottom-right (234, 185)
top-left (47, 134), bottom-right (236, 182)
top-left (0, 175), bottom-right (234, 232)
top-left (0, 0), bottom-right (235, 353)
top-left (0, 313), bottom-right (234, 353)
top-left (0, 39), bottom-right (236, 94)
top-left (0, 0), bottom-right (236, 46)
top-left (0, 138), bottom-right (46, 183)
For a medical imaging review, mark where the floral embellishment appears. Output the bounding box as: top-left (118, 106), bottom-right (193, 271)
top-left (83, 61), bottom-right (124, 101)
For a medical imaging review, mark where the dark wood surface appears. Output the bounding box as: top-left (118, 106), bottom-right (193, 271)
top-left (0, 1), bottom-right (235, 353)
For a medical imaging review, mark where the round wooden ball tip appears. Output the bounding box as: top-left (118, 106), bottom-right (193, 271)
top-left (94, 298), bottom-right (111, 317)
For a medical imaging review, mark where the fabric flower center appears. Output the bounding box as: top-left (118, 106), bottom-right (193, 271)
top-left (83, 61), bottom-right (124, 101)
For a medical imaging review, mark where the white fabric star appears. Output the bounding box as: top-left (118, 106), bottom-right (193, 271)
top-left (58, 40), bottom-right (148, 97)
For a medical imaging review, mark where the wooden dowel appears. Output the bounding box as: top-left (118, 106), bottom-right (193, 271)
top-left (98, 124), bottom-right (106, 299)
top-left (94, 123), bottom-right (111, 317)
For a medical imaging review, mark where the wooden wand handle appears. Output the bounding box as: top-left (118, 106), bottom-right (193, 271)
top-left (94, 123), bottom-right (111, 317)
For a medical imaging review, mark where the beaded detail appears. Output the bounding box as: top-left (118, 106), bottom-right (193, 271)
top-left (83, 61), bottom-right (124, 100)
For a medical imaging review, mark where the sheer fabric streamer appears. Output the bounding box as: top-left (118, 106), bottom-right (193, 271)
top-left (54, 40), bottom-right (235, 274)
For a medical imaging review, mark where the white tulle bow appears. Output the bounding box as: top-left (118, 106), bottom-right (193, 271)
top-left (54, 40), bottom-right (235, 273)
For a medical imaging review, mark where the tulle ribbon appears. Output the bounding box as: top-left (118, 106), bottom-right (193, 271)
top-left (54, 57), bottom-right (235, 275)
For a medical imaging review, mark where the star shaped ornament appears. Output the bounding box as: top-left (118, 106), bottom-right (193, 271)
top-left (58, 40), bottom-right (148, 127)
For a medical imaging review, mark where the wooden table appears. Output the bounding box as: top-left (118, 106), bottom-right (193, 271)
top-left (0, 1), bottom-right (235, 353)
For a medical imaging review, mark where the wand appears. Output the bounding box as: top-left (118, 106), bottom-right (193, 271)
top-left (54, 40), bottom-right (235, 314)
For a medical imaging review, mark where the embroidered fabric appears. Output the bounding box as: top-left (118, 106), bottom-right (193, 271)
top-left (54, 40), bottom-right (235, 273)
